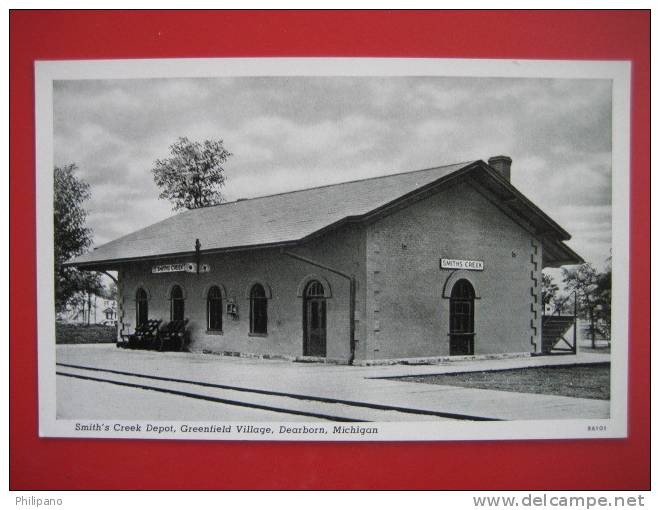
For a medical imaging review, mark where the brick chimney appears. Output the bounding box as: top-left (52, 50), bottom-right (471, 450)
top-left (488, 155), bottom-right (512, 181)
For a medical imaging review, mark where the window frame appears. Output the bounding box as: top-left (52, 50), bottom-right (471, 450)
top-left (169, 284), bottom-right (185, 322)
top-left (206, 285), bottom-right (223, 333)
top-left (136, 287), bottom-right (148, 326)
top-left (249, 283), bottom-right (268, 336)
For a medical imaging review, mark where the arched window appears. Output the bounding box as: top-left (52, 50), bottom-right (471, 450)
top-left (170, 284), bottom-right (185, 321)
top-left (305, 280), bottom-right (325, 298)
top-left (249, 283), bottom-right (268, 335)
top-left (449, 279), bottom-right (475, 355)
top-left (207, 285), bottom-right (223, 331)
top-left (136, 288), bottom-right (148, 326)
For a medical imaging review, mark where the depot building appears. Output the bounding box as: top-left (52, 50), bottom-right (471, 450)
top-left (69, 156), bottom-right (582, 364)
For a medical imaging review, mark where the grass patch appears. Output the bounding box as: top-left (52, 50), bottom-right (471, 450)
top-left (56, 323), bottom-right (117, 344)
top-left (579, 344), bottom-right (611, 354)
top-left (392, 363), bottom-right (610, 400)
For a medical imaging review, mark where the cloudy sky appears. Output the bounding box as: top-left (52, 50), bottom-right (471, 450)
top-left (53, 76), bottom-right (612, 271)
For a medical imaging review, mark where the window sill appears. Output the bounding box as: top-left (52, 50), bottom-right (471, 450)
top-left (248, 333), bottom-right (268, 338)
top-left (206, 329), bottom-right (224, 335)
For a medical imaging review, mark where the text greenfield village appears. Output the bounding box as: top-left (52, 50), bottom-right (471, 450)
top-left (74, 422), bottom-right (379, 436)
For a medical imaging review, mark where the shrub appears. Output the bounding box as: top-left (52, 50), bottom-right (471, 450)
top-left (55, 322), bottom-right (117, 344)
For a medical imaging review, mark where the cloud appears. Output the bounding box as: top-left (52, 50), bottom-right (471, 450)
top-left (407, 84), bottom-right (472, 111)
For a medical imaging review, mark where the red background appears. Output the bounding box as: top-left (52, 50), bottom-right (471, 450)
top-left (10, 10), bottom-right (650, 490)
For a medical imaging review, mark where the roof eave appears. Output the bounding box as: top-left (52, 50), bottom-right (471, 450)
top-left (542, 240), bottom-right (584, 268)
top-left (65, 240), bottom-right (301, 270)
top-left (473, 161), bottom-right (572, 241)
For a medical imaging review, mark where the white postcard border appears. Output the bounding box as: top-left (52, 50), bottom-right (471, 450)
top-left (35, 57), bottom-right (631, 441)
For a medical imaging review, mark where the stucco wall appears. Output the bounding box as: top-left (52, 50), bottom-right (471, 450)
top-left (117, 224), bottom-right (366, 361)
top-left (364, 180), bottom-right (542, 359)
top-left (116, 180), bottom-right (545, 361)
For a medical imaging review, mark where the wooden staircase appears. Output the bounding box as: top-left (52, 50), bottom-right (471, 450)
top-left (541, 315), bottom-right (576, 354)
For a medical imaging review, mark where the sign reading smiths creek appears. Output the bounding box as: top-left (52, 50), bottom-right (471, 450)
top-left (440, 258), bottom-right (484, 271)
top-left (152, 263), bottom-right (211, 274)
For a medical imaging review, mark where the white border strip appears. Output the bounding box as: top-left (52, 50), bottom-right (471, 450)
top-left (35, 57), bottom-right (631, 441)
top-left (36, 57), bottom-right (628, 80)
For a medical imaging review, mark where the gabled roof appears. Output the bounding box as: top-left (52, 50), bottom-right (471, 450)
top-left (69, 160), bottom-right (582, 269)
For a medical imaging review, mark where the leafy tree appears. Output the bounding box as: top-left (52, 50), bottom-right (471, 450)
top-left (67, 272), bottom-right (104, 324)
top-left (595, 260), bottom-right (612, 341)
top-left (541, 273), bottom-right (559, 309)
top-left (152, 137), bottom-right (232, 211)
top-left (562, 262), bottom-right (611, 347)
top-left (54, 164), bottom-right (96, 313)
top-left (104, 279), bottom-right (118, 301)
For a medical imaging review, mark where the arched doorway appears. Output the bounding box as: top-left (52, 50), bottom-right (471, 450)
top-left (449, 279), bottom-right (475, 355)
top-left (303, 280), bottom-right (326, 357)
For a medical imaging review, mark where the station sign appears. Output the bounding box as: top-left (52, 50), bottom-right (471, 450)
top-left (152, 262), bottom-right (211, 274)
top-left (440, 258), bottom-right (484, 271)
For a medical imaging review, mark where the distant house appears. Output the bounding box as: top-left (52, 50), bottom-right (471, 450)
top-left (61, 292), bottom-right (116, 325)
top-left (102, 304), bottom-right (117, 321)
top-left (68, 156), bottom-right (582, 363)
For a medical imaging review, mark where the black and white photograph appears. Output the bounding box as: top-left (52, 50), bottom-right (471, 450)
top-left (36, 58), bottom-right (630, 440)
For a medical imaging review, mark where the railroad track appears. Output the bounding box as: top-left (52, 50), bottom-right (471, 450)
top-left (56, 362), bottom-right (498, 422)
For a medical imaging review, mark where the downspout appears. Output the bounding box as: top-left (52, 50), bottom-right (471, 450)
top-left (282, 250), bottom-right (357, 365)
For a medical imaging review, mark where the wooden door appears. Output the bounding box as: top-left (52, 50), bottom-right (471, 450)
top-left (303, 281), bottom-right (327, 357)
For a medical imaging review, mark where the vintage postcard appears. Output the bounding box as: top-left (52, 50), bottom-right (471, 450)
top-left (35, 58), bottom-right (630, 441)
